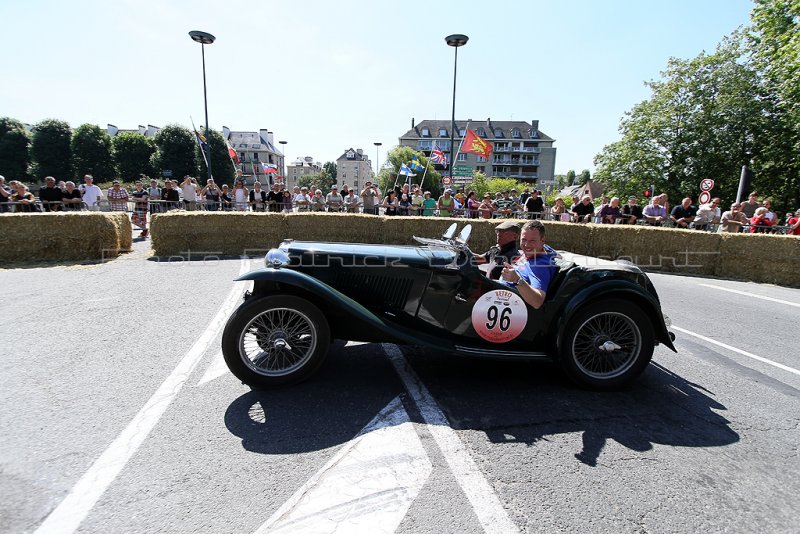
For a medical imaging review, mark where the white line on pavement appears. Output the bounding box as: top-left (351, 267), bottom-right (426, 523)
top-left (35, 259), bottom-right (250, 534)
top-left (673, 325), bottom-right (800, 377)
top-left (382, 343), bottom-right (519, 534)
top-left (698, 283), bottom-right (800, 308)
top-left (195, 350), bottom-right (228, 387)
top-left (255, 396), bottom-right (433, 533)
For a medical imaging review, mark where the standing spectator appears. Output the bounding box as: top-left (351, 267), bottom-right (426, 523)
top-left (749, 207), bottom-right (773, 233)
top-left (421, 191), bottom-right (437, 216)
top-left (294, 186), bottom-right (312, 212)
top-left (599, 197), bottom-right (622, 223)
top-left (621, 196), bottom-right (642, 224)
top-left (524, 189), bottom-right (545, 219)
top-left (80, 174), bottom-right (104, 210)
top-left (147, 179), bottom-right (162, 214)
top-left (130, 181), bottom-right (149, 237)
top-left (383, 190), bottom-right (399, 216)
top-left (220, 184), bottom-right (233, 211)
top-left (693, 198), bottom-right (722, 230)
top-left (719, 202), bottom-right (748, 233)
top-left (762, 199), bottom-right (778, 224)
top-left (670, 197), bottom-right (697, 229)
top-left (494, 190), bottom-right (517, 218)
top-left (571, 195), bottom-right (595, 223)
top-left (478, 193), bottom-right (494, 219)
top-left (569, 194), bottom-right (580, 212)
top-left (410, 188), bottom-right (424, 215)
top-left (0, 175), bottom-right (11, 212)
top-left (61, 181), bottom-right (83, 210)
top-left (550, 197), bottom-right (568, 221)
top-left (107, 180), bottom-right (129, 212)
top-left (232, 180), bottom-right (248, 211)
top-left (741, 192), bottom-right (760, 218)
top-left (180, 176), bottom-right (197, 210)
top-left (200, 179), bottom-right (220, 211)
top-left (344, 189), bottom-right (361, 213)
top-left (437, 189), bottom-right (455, 217)
top-left (161, 179), bottom-right (180, 211)
top-left (266, 182), bottom-right (283, 212)
top-left (310, 189), bottom-right (325, 211)
top-left (281, 189), bottom-right (293, 212)
top-left (642, 196), bottom-right (668, 226)
top-left (39, 176), bottom-right (63, 211)
top-left (786, 209), bottom-right (800, 236)
top-left (325, 185), bottom-right (343, 212)
top-left (249, 181), bottom-right (267, 211)
top-left (12, 182), bottom-right (37, 211)
top-left (340, 184), bottom-right (350, 199)
top-left (519, 188), bottom-right (531, 206)
top-left (465, 191), bottom-right (480, 218)
top-left (398, 193), bottom-right (411, 216)
top-left (361, 181), bottom-right (378, 215)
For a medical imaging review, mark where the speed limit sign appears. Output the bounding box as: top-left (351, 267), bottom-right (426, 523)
top-left (699, 191), bottom-right (711, 205)
top-left (442, 176), bottom-right (452, 186)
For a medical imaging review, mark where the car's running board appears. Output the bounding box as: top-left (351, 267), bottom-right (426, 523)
top-left (453, 345), bottom-right (552, 361)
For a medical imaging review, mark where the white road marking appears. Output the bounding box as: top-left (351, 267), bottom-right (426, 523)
top-left (673, 325), bottom-right (800, 377)
top-left (345, 340), bottom-right (369, 347)
top-left (195, 350), bottom-right (228, 387)
top-left (35, 259), bottom-right (250, 534)
top-left (255, 396), bottom-right (432, 534)
top-left (382, 344), bottom-right (519, 534)
top-left (698, 283), bottom-right (800, 308)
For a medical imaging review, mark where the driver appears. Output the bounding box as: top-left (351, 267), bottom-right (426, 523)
top-left (475, 220), bottom-right (521, 280)
top-left (501, 220), bottom-right (558, 309)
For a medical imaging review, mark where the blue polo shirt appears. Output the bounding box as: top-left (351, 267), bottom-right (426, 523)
top-left (506, 244), bottom-right (558, 291)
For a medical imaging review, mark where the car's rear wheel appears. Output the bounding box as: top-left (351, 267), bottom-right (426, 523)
top-left (222, 295), bottom-right (330, 387)
top-left (560, 299), bottom-right (654, 389)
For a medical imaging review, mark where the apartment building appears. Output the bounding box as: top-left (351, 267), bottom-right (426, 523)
top-left (285, 156), bottom-right (323, 190)
top-left (398, 118), bottom-right (556, 187)
top-left (222, 127), bottom-right (285, 186)
top-left (335, 148), bottom-right (372, 192)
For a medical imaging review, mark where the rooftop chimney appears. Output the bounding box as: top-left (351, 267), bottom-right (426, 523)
top-left (412, 117), bottom-right (415, 128)
top-left (532, 120), bottom-right (539, 131)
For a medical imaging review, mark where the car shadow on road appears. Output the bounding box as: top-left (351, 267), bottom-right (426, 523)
top-left (224, 343), bottom-right (739, 467)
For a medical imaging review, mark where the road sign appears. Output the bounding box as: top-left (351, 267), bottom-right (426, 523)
top-left (452, 176), bottom-right (472, 185)
top-left (162, 170), bottom-right (173, 177)
top-left (699, 191), bottom-right (711, 205)
top-left (700, 178), bottom-right (715, 192)
top-left (453, 165), bottom-right (472, 177)
top-left (442, 176), bottom-right (452, 186)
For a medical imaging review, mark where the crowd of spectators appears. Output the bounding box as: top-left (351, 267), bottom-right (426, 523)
top-left (2, 174), bottom-right (799, 237)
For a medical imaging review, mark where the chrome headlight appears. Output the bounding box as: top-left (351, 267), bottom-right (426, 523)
top-left (265, 248), bottom-right (290, 268)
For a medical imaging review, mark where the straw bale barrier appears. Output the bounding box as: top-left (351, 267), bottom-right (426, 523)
top-left (149, 212), bottom-right (799, 286)
top-left (0, 212), bottom-right (131, 263)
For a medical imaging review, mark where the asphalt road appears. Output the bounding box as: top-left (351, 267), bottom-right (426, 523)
top-left (1, 240), bottom-right (798, 533)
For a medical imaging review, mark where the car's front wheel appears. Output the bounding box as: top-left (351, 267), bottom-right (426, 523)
top-left (222, 295), bottom-right (330, 388)
top-left (560, 299), bottom-right (654, 389)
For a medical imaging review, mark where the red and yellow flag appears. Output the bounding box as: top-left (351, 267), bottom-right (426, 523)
top-left (461, 129), bottom-right (493, 158)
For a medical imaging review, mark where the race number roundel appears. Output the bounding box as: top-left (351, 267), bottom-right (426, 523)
top-left (471, 289), bottom-right (528, 343)
top-left (698, 191), bottom-right (711, 205)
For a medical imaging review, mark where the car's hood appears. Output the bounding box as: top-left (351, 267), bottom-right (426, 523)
top-left (279, 240), bottom-right (457, 268)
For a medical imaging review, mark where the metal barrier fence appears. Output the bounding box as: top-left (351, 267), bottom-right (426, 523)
top-left (1, 199), bottom-right (796, 235)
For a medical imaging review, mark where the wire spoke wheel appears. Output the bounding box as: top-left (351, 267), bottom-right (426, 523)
top-left (240, 307), bottom-right (317, 377)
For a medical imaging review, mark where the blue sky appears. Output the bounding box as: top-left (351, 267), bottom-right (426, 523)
top-left (0, 0), bottom-right (753, 175)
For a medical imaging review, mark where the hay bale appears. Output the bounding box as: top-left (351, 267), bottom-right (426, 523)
top-left (0, 212), bottom-right (124, 263)
top-left (542, 221), bottom-right (591, 255)
top-left (108, 212), bottom-right (132, 251)
top-left (717, 233), bottom-right (800, 287)
top-left (284, 212), bottom-right (380, 244)
top-left (150, 211), bottom-right (286, 256)
top-left (588, 224), bottom-right (720, 275)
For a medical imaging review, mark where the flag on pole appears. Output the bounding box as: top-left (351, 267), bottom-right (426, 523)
top-left (399, 163), bottom-right (416, 177)
top-left (261, 162), bottom-right (279, 173)
top-left (194, 129), bottom-right (208, 149)
top-left (430, 144), bottom-right (447, 167)
top-left (461, 129), bottom-right (493, 158)
top-left (410, 156), bottom-right (424, 172)
top-left (226, 141), bottom-right (239, 164)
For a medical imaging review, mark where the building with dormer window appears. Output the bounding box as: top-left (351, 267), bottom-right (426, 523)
top-left (335, 148), bottom-right (372, 192)
top-left (398, 118), bottom-right (556, 187)
top-left (222, 127), bottom-right (285, 186)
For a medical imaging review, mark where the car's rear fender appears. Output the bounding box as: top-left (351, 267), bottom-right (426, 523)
top-left (556, 280), bottom-right (676, 352)
top-left (235, 268), bottom-right (398, 340)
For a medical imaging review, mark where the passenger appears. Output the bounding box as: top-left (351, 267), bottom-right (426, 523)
top-left (475, 220), bottom-right (521, 280)
top-left (501, 220), bottom-right (558, 309)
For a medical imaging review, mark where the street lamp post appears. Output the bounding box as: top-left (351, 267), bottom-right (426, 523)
top-left (445, 34), bottom-right (468, 187)
top-left (279, 140), bottom-right (287, 185)
top-left (373, 142), bottom-right (382, 181)
top-left (189, 30), bottom-right (216, 183)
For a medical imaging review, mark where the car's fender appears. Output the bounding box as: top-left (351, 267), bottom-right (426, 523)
top-left (555, 279), bottom-right (676, 352)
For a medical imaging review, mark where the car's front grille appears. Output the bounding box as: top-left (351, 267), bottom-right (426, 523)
top-left (331, 271), bottom-right (413, 310)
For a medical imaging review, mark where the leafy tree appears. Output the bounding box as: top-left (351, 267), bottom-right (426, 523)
top-left (71, 124), bottom-right (115, 181)
top-left (112, 132), bottom-right (156, 181)
top-left (322, 161), bottom-right (337, 182)
top-left (0, 117), bottom-right (31, 181)
top-left (297, 172), bottom-right (335, 192)
top-left (31, 119), bottom-right (72, 182)
top-left (382, 146), bottom-right (441, 197)
top-left (579, 169), bottom-right (591, 184)
top-left (202, 128), bottom-right (236, 186)
top-left (566, 170), bottom-right (576, 185)
top-left (464, 172), bottom-right (491, 197)
top-left (151, 124), bottom-right (199, 181)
